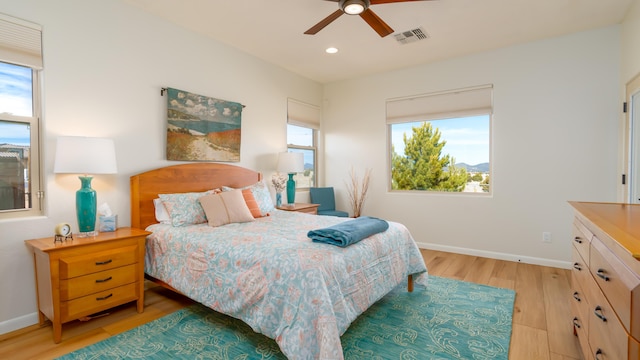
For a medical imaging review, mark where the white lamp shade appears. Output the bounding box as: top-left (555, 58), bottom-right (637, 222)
top-left (277, 152), bottom-right (304, 173)
top-left (54, 136), bottom-right (118, 174)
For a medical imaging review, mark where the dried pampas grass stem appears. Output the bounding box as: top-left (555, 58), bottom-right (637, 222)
top-left (346, 167), bottom-right (371, 218)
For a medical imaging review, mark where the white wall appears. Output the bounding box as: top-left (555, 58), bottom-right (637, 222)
top-left (0, 0), bottom-right (322, 334)
top-left (323, 26), bottom-right (621, 268)
top-left (622, 0), bottom-right (640, 82)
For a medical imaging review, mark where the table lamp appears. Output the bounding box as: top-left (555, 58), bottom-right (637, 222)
top-left (277, 152), bottom-right (304, 204)
top-left (53, 136), bottom-right (117, 237)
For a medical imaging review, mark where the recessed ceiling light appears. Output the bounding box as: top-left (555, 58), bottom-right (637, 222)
top-left (326, 47), bottom-right (339, 54)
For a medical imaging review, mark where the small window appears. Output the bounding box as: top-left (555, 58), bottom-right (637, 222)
top-left (287, 99), bottom-right (319, 189)
top-left (387, 85), bottom-right (492, 194)
top-left (287, 124), bottom-right (316, 188)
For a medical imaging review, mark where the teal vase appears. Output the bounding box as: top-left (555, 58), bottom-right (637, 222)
top-left (76, 176), bottom-right (97, 234)
top-left (286, 173), bottom-right (296, 204)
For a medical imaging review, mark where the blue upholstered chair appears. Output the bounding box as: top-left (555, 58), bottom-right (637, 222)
top-left (309, 187), bottom-right (349, 217)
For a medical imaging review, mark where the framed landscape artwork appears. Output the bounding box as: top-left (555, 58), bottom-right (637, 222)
top-left (165, 87), bottom-right (242, 162)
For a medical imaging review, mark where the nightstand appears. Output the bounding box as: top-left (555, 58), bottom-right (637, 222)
top-left (277, 203), bottom-right (320, 215)
top-left (25, 227), bottom-right (150, 343)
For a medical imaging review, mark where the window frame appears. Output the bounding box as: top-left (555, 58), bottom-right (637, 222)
top-left (0, 12), bottom-right (44, 219)
top-left (286, 98), bottom-right (320, 190)
top-left (286, 124), bottom-right (317, 190)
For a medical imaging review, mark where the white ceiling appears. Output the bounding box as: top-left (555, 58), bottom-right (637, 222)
top-left (124, 0), bottom-right (634, 84)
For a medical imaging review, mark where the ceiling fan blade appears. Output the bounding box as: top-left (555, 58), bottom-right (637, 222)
top-left (304, 10), bottom-right (344, 35)
top-left (370, 0), bottom-right (433, 4)
top-left (360, 8), bottom-right (394, 37)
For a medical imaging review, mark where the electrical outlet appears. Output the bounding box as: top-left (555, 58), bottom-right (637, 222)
top-left (542, 232), bottom-right (552, 243)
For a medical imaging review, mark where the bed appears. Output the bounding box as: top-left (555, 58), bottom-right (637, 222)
top-left (130, 163), bottom-right (428, 359)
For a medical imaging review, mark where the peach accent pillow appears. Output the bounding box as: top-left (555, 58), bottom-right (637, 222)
top-left (222, 180), bottom-right (274, 217)
top-left (199, 190), bottom-right (255, 227)
top-left (241, 189), bottom-right (265, 218)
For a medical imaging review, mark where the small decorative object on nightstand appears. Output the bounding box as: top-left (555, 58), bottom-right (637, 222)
top-left (54, 222), bottom-right (73, 243)
top-left (271, 173), bottom-right (287, 208)
top-left (277, 202), bottom-right (320, 215)
top-left (25, 227), bottom-right (150, 343)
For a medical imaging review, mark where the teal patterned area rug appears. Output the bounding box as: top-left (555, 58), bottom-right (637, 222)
top-left (57, 276), bottom-right (515, 360)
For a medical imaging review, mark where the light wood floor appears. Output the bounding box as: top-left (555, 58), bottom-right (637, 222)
top-left (0, 249), bottom-right (583, 360)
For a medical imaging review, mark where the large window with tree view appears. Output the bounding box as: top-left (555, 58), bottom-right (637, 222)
top-left (387, 85), bottom-right (492, 194)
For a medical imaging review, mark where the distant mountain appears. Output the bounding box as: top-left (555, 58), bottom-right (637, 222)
top-left (455, 162), bottom-right (490, 173)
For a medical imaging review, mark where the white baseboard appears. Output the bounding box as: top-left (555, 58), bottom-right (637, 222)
top-left (416, 241), bottom-right (572, 269)
top-left (0, 312), bottom-right (38, 336)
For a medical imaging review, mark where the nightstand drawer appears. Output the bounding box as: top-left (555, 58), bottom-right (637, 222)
top-left (60, 245), bottom-right (138, 279)
top-left (61, 282), bottom-right (138, 322)
top-left (60, 264), bottom-right (138, 301)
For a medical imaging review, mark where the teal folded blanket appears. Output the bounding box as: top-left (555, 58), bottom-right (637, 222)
top-left (308, 216), bottom-right (389, 247)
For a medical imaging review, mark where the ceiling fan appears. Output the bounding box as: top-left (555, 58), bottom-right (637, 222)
top-left (304, 0), bottom-right (431, 38)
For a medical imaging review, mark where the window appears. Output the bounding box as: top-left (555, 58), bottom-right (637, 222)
top-left (0, 13), bottom-right (43, 218)
top-left (287, 99), bottom-right (319, 189)
top-left (387, 85), bottom-right (492, 194)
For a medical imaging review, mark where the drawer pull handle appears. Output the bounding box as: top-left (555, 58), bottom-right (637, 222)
top-left (96, 293), bottom-right (113, 301)
top-left (596, 269), bottom-right (610, 281)
top-left (573, 262), bottom-right (582, 271)
top-left (595, 349), bottom-right (603, 360)
top-left (95, 259), bottom-right (113, 266)
top-left (95, 276), bottom-right (112, 283)
top-left (574, 236), bottom-right (582, 244)
top-left (572, 291), bottom-right (581, 302)
top-left (594, 306), bottom-right (607, 322)
top-left (572, 317), bottom-right (581, 329)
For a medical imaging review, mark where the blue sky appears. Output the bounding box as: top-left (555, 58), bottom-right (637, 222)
top-left (0, 62), bottom-right (32, 145)
top-left (0, 61), bottom-right (32, 117)
top-left (0, 121), bottom-right (30, 145)
top-left (392, 115), bottom-right (490, 165)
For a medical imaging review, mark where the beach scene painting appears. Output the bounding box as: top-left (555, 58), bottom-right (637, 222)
top-left (166, 87), bottom-right (242, 162)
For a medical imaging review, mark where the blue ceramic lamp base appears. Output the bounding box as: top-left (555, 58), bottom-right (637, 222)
top-left (286, 173), bottom-right (296, 204)
top-left (76, 175), bottom-right (97, 237)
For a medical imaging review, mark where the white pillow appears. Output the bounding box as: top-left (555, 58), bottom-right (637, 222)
top-left (199, 190), bottom-right (255, 227)
top-left (153, 198), bottom-right (171, 224)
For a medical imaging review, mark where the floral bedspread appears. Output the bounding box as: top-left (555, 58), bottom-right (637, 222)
top-left (145, 210), bottom-right (428, 359)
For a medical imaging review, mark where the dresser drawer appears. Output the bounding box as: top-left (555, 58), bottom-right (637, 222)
top-left (590, 236), bottom-right (640, 339)
top-left (572, 219), bottom-right (592, 267)
top-left (586, 280), bottom-right (628, 360)
top-left (570, 272), bottom-right (592, 360)
top-left (59, 264), bottom-right (138, 301)
top-left (572, 246), bottom-right (591, 296)
top-left (60, 282), bottom-right (138, 322)
top-left (571, 271), bottom-right (591, 331)
top-left (60, 245), bottom-right (138, 279)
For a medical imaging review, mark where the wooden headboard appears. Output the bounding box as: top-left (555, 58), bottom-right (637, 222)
top-left (130, 163), bottom-right (262, 229)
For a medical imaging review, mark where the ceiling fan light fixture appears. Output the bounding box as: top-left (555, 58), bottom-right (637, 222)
top-left (340, 0), bottom-right (369, 15)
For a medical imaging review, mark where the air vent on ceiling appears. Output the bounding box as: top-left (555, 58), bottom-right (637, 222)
top-left (394, 27), bottom-right (429, 45)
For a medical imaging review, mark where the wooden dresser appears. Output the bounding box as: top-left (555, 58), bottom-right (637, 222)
top-left (569, 202), bottom-right (640, 360)
top-left (25, 227), bottom-right (150, 343)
